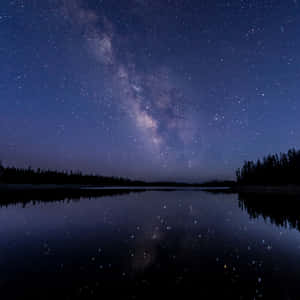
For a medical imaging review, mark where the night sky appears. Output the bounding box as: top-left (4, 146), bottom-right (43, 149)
top-left (1, 0), bottom-right (300, 182)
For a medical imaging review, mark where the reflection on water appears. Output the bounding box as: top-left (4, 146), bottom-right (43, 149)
top-left (0, 188), bottom-right (146, 206)
top-left (0, 190), bottom-right (300, 299)
top-left (238, 192), bottom-right (300, 231)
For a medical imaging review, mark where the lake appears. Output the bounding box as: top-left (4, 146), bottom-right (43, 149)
top-left (0, 189), bottom-right (300, 299)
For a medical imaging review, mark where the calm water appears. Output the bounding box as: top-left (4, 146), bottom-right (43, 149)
top-left (1, 190), bottom-right (300, 299)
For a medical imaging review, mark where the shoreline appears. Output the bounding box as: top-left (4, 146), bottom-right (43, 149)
top-left (0, 183), bottom-right (229, 192)
top-left (0, 184), bottom-right (220, 206)
top-left (2, 184), bottom-right (300, 195)
top-left (200, 185), bottom-right (300, 195)
top-left (232, 185), bottom-right (300, 195)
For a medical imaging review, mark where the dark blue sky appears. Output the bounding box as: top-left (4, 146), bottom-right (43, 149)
top-left (1, 0), bottom-right (300, 181)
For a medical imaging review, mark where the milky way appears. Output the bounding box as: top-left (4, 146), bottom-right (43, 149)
top-left (1, 0), bottom-right (300, 181)
top-left (61, 0), bottom-right (200, 162)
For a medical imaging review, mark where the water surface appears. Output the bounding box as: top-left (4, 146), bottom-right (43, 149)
top-left (1, 190), bottom-right (300, 299)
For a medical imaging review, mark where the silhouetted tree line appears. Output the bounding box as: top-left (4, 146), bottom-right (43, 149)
top-left (236, 148), bottom-right (300, 185)
top-left (0, 162), bottom-right (144, 186)
top-left (0, 161), bottom-right (235, 187)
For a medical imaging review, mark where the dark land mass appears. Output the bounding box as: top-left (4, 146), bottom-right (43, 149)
top-left (236, 148), bottom-right (300, 186)
top-left (0, 162), bottom-right (235, 188)
top-left (213, 148), bottom-right (300, 194)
